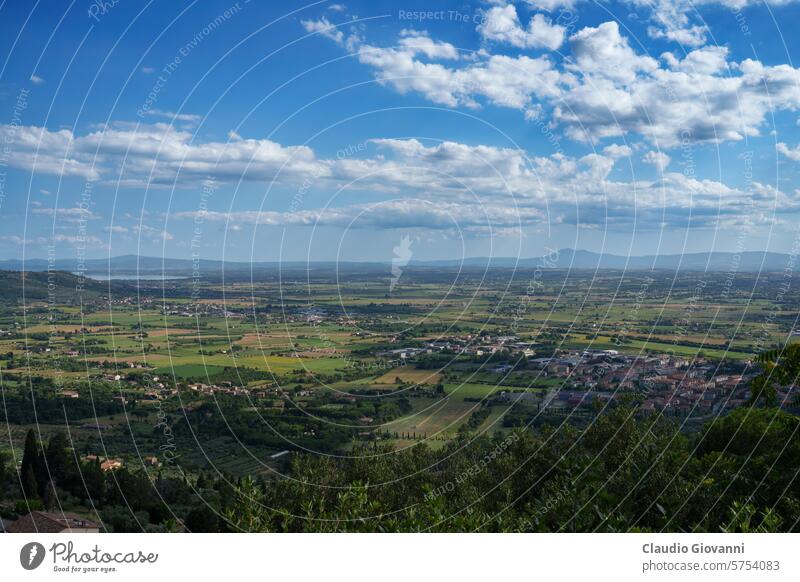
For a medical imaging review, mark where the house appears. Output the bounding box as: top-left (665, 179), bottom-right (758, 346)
top-left (100, 458), bottom-right (123, 471)
top-left (6, 511), bottom-right (100, 533)
top-left (84, 455), bottom-right (123, 471)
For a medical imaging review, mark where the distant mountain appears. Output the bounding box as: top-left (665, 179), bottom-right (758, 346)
top-left (0, 270), bottom-right (121, 303)
top-left (0, 249), bottom-right (792, 274)
top-left (0, 255), bottom-right (233, 273)
top-left (412, 249), bottom-right (792, 271)
top-left (0, 255), bottom-right (388, 276)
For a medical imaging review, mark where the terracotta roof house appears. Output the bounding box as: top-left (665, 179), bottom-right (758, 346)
top-left (6, 511), bottom-right (100, 533)
top-left (100, 458), bottom-right (123, 471)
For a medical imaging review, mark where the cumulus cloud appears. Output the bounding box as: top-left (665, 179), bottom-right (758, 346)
top-left (0, 122), bottom-right (323, 186)
top-left (557, 26), bottom-right (800, 146)
top-left (520, 0), bottom-right (797, 46)
top-left (397, 29), bottom-right (461, 60)
top-left (162, 136), bottom-right (794, 232)
top-left (173, 199), bottom-right (539, 235)
top-left (603, 143), bottom-right (633, 158)
top-left (356, 41), bottom-right (560, 112)
top-left (133, 224), bottom-right (173, 243)
top-left (661, 46), bottom-right (728, 75)
top-left (523, 0), bottom-right (576, 9)
top-left (1, 234), bottom-right (105, 247)
top-left (778, 142), bottom-right (800, 161)
top-left (648, 23), bottom-right (708, 48)
top-left (31, 206), bottom-right (100, 223)
top-left (641, 150), bottom-right (671, 172)
top-left (3, 117), bottom-right (794, 234)
top-left (308, 17), bottom-right (800, 148)
top-left (0, 125), bottom-right (101, 180)
top-left (478, 5), bottom-right (566, 50)
top-left (636, 0), bottom-right (710, 47)
top-left (142, 109), bottom-right (202, 124)
top-left (301, 16), bottom-right (345, 44)
top-left (524, 0), bottom-right (796, 48)
top-left (568, 21), bottom-right (659, 84)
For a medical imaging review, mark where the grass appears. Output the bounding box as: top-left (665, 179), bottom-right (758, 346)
top-left (374, 368), bottom-right (442, 385)
top-left (383, 396), bottom-right (476, 438)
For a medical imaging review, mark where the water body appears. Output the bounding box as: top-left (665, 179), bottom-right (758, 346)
top-left (76, 273), bottom-right (189, 281)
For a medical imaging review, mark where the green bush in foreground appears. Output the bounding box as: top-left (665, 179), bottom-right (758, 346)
top-left (224, 406), bottom-right (799, 532)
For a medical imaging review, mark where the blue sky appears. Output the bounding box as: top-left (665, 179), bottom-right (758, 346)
top-left (2, 0), bottom-right (800, 262)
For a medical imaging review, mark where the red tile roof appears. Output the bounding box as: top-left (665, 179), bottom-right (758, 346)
top-left (6, 511), bottom-right (100, 533)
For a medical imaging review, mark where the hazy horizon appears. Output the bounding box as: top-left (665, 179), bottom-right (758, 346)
top-left (2, 1), bottom-right (800, 263)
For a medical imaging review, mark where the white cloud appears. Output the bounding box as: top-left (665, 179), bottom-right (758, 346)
top-left (357, 41), bottom-right (560, 111)
top-left (0, 122), bottom-right (323, 186)
top-left (142, 109), bottom-right (202, 124)
top-left (311, 17), bottom-right (800, 147)
top-left (523, 0), bottom-right (576, 9)
top-left (603, 143), bottom-right (633, 158)
top-left (2, 234), bottom-right (104, 247)
top-left (0, 236), bottom-right (35, 245)
top-left (569, 21), bottom-right (658, 84)
top-left (301, 16), bottom-right (345, 45)
top-left (478, 5), bottom-right (566, 50)
top-left (557, 30), bottom-right (800, 146)
top-left (636, 0), bottom-right (709, 47)
top-left (397, 29), bottom-right (460, 60)
top-left (133, 224), bottom-right (173, 243)
top-left (778, 142), bottom-right (800, 161)
top-left (53, 233), bottom-right (105, 246)
top-left (648, 23), bottom-right (708, 48)
top-left (4, 116), bottom-right (795, 234)
top-left (30, 74), bottom-right (45, 85)
top-left (520, 0), bottom-right (799, 46)
top-left (32, 206), bottom-right (99, 222)
top-left (173, 199), bottom-right (540, 234)
top-left (641, 150), bottom-right (671, 171)
top-left (661, 46), bottom-right (728, 75)
top-left (162, 136), bottom-right (793, 232)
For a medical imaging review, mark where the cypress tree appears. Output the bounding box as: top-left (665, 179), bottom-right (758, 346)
top-left (42, 479), bottom-right (58, 510)
top-left (21, 463), bottom-right (39, 500)
top-left (20, 429), bottom-right (42, 498)
top-left (45, 432), bottom-right (69, 482)
top-left (0, 451), bottom-right (7, 501)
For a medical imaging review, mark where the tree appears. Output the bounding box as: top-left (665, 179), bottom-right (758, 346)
top-left (185, 506), bottom-right (220, 532)
top-left (20, 429), bottom-right (43, 498)
top-left (0, 451), bottom-right (7, 501)
top-left (45, 432), bottom-right (70, 483)
top-left (83, 458), bottom-right (106, 502)
top-left (21, 463), bottom-right (39, 501)
top-left (42, 479), bottom-right (58, 510)
top-left (748, 374), bottom-right (777, 406)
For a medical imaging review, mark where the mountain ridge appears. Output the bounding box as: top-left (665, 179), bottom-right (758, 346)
top-left (0, 249), bottom-right (791, 273)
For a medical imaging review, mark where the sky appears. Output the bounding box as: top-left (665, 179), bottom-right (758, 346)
top-left (2, 0), bottom-right (800, 263)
